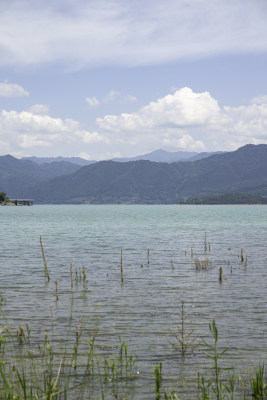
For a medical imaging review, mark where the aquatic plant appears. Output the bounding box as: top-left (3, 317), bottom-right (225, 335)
top-left (170, 301), bottom-right (196, 357)
top-left (154, 363), bottom-right (162, 400)
top-left (199, 320), bottom-right (232, 400)
top-left (40, 235), bottom-right (50, 282)
top-left (219, 267), bottom-right (223, 283)
top-left (241, 248), bottom-right (244, 263)
top-left (55, 280), bottom-right (59, 300)
top-left (195, 257), bottom-right (212, 269)
top-left (70, 262), bottom-right (73, 287)
top-left (0, 292), bottom-right (6, 307)
top-left (250, 363), bottom-right (266, 399)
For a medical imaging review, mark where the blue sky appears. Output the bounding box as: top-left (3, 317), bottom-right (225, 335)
top-left (1, 0), bottom-right (267, 160)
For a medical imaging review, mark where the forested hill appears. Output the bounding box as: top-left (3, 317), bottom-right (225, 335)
top-left (18, 144), bottom-right (267, 204)
top-left (0, 155), bottom-right (81, 196)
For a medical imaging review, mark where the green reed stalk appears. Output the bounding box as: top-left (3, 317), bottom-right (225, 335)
top-left (55, 280), bottom-right (59, 300)
top-left (40, 236), bottom-right (50, 282)
top-left (219, 267), bottom-right (223, 283)
top-left (155, 364), bottom-right (162, 400)
top-left (121, 248), bottom-right (123, 283)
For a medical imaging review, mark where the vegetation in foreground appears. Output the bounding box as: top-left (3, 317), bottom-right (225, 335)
top-left (1, 234), bottom-right (267, 399)
top-left (1, 310), bottom-right (267, 400)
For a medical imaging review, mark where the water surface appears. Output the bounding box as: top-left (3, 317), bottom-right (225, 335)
top-left (0, 205), bottom-right (267, 398)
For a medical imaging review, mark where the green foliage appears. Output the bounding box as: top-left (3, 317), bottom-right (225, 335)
top-left (181, 192), bottom-right (267, 205)
top-left (199, 320), bottom-right (234, 400)
top-left (154, 364), bottom-right (162, 400)
top-left (250, 364), bottom-right (267, 399)
top-left (0, 192), bottom-right (8, 202)
top-left (101, 337), bottom-right (137, 382)
top-left (170, 301), bottom-right (196, 357)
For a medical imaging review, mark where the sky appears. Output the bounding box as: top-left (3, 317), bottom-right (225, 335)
top-left (1, 0), bottom-right (267, 160)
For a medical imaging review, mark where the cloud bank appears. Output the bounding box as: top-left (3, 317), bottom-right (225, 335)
top-left (1, 88), bottom-right (267, 158)
top-left (96, 87), bottom-right (267, 152)
top-left (0, 107), bottom-right (106, 157)
top-left (0, 0), bottom-right (267, 68)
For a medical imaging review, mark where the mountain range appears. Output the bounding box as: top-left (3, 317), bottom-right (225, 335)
top-left (22, 149), bottom-right (223, 165)
top-left (1, 144), bottom-right (266, 204)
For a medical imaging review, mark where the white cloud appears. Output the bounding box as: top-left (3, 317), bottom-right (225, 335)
top-left (96, 87), bottom-right (220, 151)
top-left (75, 130), bottom-right (107, 144)
top-left (103, 90), bottom-right (137, 104)
top-left (123, 94), bottom-right (137, 103)
top-left (0, 109), bottom-right (105, 154)
top-left (28, 104), bottom-right (50, 115)
top-left (250, 95), bottom-right (267, 105)
top-left (0, 82), bottom-right (29, 97)
top-left (86, 97), bottom-right (99, 107)
top-left (1, 0), bottom-right (266, 68)
top-left (103, 90), bottom-right (121, 103)
top-left (96, 87), bottom-right (267, 153)
top-left (98, 87), bottom-right (221, 133)
top-left (2, 87), bottom-right (267, 159)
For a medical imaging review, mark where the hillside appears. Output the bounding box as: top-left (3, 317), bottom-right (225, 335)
top-left (0, 155), bottom-right (81, 197)
top-left (22, 156), bottom-right (95, 166)
top-left (19, 144), bottom-right (267, 204)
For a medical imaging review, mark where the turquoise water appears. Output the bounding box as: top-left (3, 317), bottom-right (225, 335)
top-left (0, 204), bottom-right (267, 398)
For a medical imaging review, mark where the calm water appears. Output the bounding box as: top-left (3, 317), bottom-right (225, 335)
top-left (0, 205), bottom-right (267, 398)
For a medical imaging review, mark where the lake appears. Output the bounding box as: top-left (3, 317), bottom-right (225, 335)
top-left (0, 204), bottom-right (267, 399)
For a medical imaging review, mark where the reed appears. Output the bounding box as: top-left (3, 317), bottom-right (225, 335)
top-left (170, 301), bottom-right (196, 357)
top-left (219, 266), bottom-right (223, 283)
top-left (250, 363), bottom-right (266, 399)
top-left (81, 266), bottom-right (89, 294)
top-left (120, 248), bottom-right (123, 283)
top-left (55, 280), bottom-right (59, 300)
top-left (200, 320), bottom-right (232, 400)
top-left (17, 325), bottom-right (25, 343)
top-left (39, 235), bottom-right (50, 282)
top-left (195, 257), bottom-right (211, 269)
top-left (70, 262), bottom-right (73, 287)
top-left (0, 292), bottom-right (6, 307)
top-left (1, 311), bottom-right (266, 400)
top-left (72, 328), bottom-right (80, 369)
top-left (147, 248), bottom-right (150, 265)
top-left (154, 364), bottom-right (162, 400)
top-left (241, 248), bottom-right (244, 263)
top-left (204, 233), bottom-right (207, 252)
